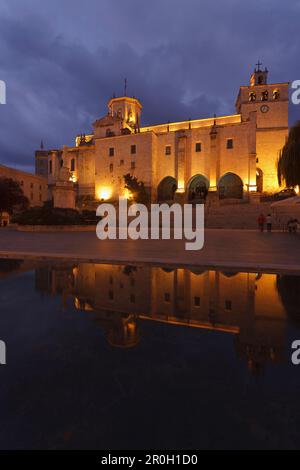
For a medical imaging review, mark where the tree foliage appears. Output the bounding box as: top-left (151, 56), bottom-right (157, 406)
top-left (277, 121), bottom-right (300, 187)
top-left (123, 173), bottom-right (149, 204)
top-left (0, 177), bottom-right (29, 213)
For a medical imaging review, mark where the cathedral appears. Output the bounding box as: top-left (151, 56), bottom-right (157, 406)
top-left (35, 64), bottom-right (289, 205)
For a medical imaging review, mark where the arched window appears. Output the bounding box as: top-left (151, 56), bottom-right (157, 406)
top-left (273, 89), bottom-right (280, 100)
top-left (157, 176), bottom-right (177, 202)
top-left (187, 174), bottom-right (209, 201)
top-left (218, 173), bottom-right (243, 199)
top-left (261, 90), bottom-right (268, 101)
top-left (256, 168), bottom-right (263, 193)
top-left (249, 91), bottom-right (256, 102)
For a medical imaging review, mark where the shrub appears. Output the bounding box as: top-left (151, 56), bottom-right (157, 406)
top-left (13, 207), bottom-right (97, 225)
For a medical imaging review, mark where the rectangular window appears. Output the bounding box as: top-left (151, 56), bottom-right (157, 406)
top-left (109, 147), bottom-right (114, 157)
top-left (225, 300), bottom-right (232, 311)
top-left (226, 138), bottom-right (233, 149)
top-left (194, 296), bottom-right (201, 307)
top-left (131, 161), bottom-right (136, 169)
top-left (164, 293), bottom-right (171, 302)
top-left (165, 145), bottom-right (171, 155)
top-left (71, 158), bottom-right (75, 172)
top-left (109, 163), bottom-right (113, 172)
top-left (120, 159), bottom-right (124, 166)
top-left (30, 183), bottom-right (34, 189)
top-left (131, 144), bottom-right (136, 154)
top-left (195, 142), bottom-right (202, 152)
top-left (49, 161), bottom-right (52, 174)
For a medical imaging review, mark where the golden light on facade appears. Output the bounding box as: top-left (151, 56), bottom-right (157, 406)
top-left (69, 174), bottom-right (77, 183)
top-left (176, 181), bottom-right (185, 193)
top-left (248, 184), bottom-right (257, 192)
top-left (122, 188), bottom-right (133, 199)
top-left (97, 186), bottom-right (112, 201)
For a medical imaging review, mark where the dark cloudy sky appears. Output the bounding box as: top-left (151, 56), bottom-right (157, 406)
top-left (0, 0), bottom-right (299, 172)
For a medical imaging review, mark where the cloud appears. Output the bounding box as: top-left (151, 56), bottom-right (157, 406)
top-left (0, 0), bottom-right (299, 170)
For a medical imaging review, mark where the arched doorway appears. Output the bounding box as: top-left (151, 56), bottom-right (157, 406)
top-left (218, 173), bottom-right (243, 199)
top-left (256, 168), bottom-right (263, 193)
top-left (188, 174), bottom-right (209, 201)
top-left (157, 176), bottom-right (177, 202)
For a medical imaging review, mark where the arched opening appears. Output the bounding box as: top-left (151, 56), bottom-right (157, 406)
top-left (157, 176), bottom-right (177, 202)
top-left (218, 173), bottom-right (243, 199)
top-left (188, 174), bottom-right (209, 201)
top-left (256, 168), bottom-right (263, 193)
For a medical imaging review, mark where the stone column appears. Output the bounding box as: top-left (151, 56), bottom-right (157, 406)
top-left (175, 131), bottom-right (187, 203)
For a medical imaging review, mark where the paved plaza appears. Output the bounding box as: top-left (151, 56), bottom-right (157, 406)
top-left (0, 228), bottom-right (299, 272)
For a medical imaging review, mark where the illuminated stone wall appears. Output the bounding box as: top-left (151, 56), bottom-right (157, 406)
top-left (0, 163), bottom-right (48, 206)
top-left (40, 68), bottom-right (289, 201)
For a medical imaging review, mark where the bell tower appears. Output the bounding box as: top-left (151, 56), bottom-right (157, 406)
top-left (250, 61), bottom-right (268, 86)
top-left (235, 63), bottom-right (289, 128)
top-left (235, 64), bottom-right (289, 193)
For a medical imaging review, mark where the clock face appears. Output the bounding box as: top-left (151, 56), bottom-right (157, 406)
top-left (260, 104), bottom-right (269, 113)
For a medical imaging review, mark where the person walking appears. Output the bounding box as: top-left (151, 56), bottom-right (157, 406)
top-left (266, 213), bottom-right (272, 232)
top-left (288, 218), bottom-right (299, 233)
top-left (258, 213), bottom-right (266, 232)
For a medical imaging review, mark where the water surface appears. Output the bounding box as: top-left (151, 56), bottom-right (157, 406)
top-left (0, 258), bottom-right (300, 449)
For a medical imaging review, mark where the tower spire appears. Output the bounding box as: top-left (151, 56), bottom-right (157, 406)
top-left (255, 60), bottom-right (262, 72)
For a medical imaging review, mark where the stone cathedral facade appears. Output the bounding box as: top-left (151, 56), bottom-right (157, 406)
top-left (35, 65), bottom-right (289, 204)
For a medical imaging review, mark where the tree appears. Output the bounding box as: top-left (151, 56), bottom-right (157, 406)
top-left (0, 177), bottom-right (29, 214)
top-left (123, 173), bottom-right (149, 204)
top-left (277, 120), bottom-right (300, 188)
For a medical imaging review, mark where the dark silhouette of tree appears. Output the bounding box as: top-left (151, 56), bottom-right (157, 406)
top-left (278, 121), bottom-right (300, 187)
top-left (123, 173), bottom-right (149, 204)
top-left (0, 177), bottom-right (29, 213)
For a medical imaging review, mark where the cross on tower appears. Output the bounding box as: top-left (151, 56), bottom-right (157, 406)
top-left (255, 61), bottom-right (262, 71)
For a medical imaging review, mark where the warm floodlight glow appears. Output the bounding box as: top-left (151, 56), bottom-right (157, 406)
top-left (69, 174), bottom-right (77, 183)
top-left (97, 186), bottom-right (112, 200)
top-left (176, 181), bottom-right (185, 193)
top-left (122, 188), bottom-right (133, 199)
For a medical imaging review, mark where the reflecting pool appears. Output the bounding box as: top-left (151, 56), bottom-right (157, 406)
top-left (0, 258), bottom-right (300, 449)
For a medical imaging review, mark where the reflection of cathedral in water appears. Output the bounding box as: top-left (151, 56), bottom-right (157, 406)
top-left (34, 262), bottom-right (289, 374)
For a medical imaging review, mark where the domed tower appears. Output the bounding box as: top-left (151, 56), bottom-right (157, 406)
top-left (108, 95), bottom-right (142, 132)
top-left (108, 81), bottom-right (142, 133)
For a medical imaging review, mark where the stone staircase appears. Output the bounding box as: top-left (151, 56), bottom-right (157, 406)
top-left (204, 201), bottom-right (283, 229)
